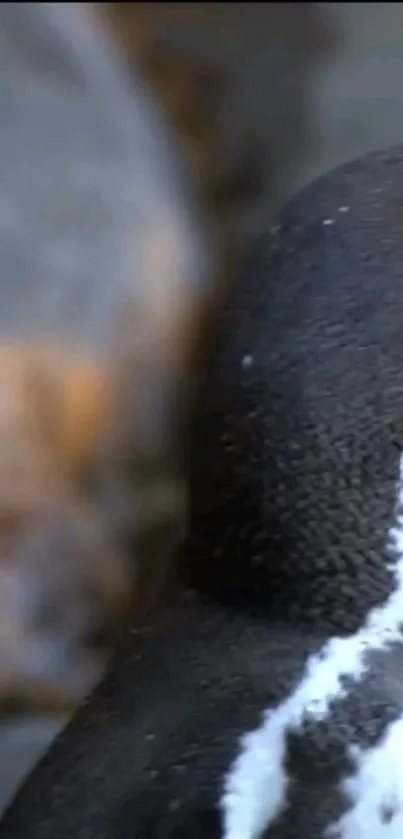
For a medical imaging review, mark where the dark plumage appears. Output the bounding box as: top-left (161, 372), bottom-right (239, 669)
top-left (3, 148), bottom-right (403, 839)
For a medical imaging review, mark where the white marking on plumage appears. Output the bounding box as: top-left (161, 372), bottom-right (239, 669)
top-left (221, 455), bottom-right (403, 839)
top-left (327, 716), bottom-right (403, 838)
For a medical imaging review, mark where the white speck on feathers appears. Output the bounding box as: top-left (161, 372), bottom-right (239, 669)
top-left (221, 455), bottom-right (403, 839)
top-left (322, 218), bottom-right (335, 226)
top-left (242, 355), bottom-right (253, 369)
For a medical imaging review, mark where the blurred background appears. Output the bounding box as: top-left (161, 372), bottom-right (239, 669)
top-left (295, 4), bottom-right (403, 194)
top-left (2, 0), bottom-right (403, 817)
